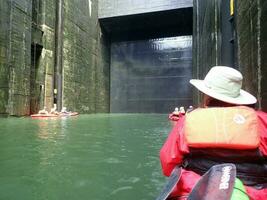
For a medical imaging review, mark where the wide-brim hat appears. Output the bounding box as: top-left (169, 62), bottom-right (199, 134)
top-left (190, 66), bottom-right (257, 105)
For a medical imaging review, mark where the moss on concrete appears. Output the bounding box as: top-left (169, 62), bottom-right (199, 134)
top-left (193, 0), bottom-right (267, 111)
top-left (63, 0), bottom-right (110, 113)
top-left (6, 0), bottom-right (32, 116)
top-left (0, 1), bottom-right (10, 115)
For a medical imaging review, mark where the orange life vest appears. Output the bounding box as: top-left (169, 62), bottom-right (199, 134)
top-left (184, 106), bottom-right (259, 149)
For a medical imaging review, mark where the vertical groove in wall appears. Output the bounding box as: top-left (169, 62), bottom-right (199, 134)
top-left (215, 0), bottom-right (218, 66)
top-left (192, 0), bottom-right (200, 105)
top-left (62, 0), bottom-right (110, 113)
top-left (7, 0), bottom-right (13, 115)
top-left (257, 0), bottom-right (262, 108)
top-left (55, 0), bottom-right (64, 111)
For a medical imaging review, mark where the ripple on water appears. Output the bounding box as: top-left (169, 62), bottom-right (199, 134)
top-left (118, 177), bottom-right (140, 184)
top-left (104, 157), bottom-right (123, 164)
top-left (110, 186), bottom-right (133, 195)
top-left (0, 114), bottom-right (168, 200)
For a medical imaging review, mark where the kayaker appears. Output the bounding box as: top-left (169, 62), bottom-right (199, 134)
top-left (50, 104), bottom-right (59, 115)
top-left (169, 107), bottom-right (181, 122)
top-left (172, 107), bottom-right (180, 116)
top-left (38, 106), bottom-right (49, 115)
top-left (179, 106), bottom-right (185, 115)
top-left (60, 107), bottom-right (69, 114)
top-left (159, 66), bottom-right (267, 199)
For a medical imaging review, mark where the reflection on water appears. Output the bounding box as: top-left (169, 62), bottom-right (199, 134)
top-left (36, 117), bottom-right (69, 139)
top-left (0, 114), bottom-right (171, 200)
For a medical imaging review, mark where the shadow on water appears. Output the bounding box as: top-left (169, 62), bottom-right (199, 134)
top-left (0, 114), bottom-right (172, 200)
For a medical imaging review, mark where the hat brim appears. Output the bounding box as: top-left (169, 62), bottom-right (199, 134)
top-left (190, 79), bottom-right (257, 105)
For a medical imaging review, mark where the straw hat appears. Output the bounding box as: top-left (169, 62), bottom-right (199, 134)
top-left (190, 66), bottom-right (257, 105)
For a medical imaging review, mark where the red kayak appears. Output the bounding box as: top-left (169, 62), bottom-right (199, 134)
top-left (31, 114), bottom-right (59, 118)
top-left (31, 112), bottom-right (79, 119)
top-left (168, 113), bottom-right (180, 121)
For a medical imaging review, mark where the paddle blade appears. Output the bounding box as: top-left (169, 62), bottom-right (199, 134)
top-left (156, 166), bottom-right (182, 200)
top-left (188, 163), bottom-right (236, 200)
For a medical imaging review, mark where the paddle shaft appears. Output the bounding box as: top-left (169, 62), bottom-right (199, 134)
top-left (155, 166), bottom-right (182, 200)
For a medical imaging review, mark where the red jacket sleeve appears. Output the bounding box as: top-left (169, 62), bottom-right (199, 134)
top-left (160, 116), bottom-right (189, 176)
top-left (257, 110), bottom-right (267, 156)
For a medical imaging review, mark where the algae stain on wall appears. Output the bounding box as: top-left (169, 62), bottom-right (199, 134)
top-left (31, 0), bottom-right (56, 114)
top-left (62, 0), bottom-right (110, 113)
top-left (0, 0), bottom-right (110, 116)
top-left (0, 0), bottom-right (11, 115)
top-left (193, 0), bottom-right (267, 111)
top-left (5, 0), bottom-right (32, 116)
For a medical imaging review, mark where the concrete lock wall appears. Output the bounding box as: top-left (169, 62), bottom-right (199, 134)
top-left (32, 0), bottom-right (56, 114)
top-left (0, 0), bottom-right (32, 116)
top-left (0, 0), bottom-right (57, 116)
top-left (0, 0), bottom-right (11, 115)
top-left (0, 0), bottom-right (109, 116)
top-left (193, 0), bottom-right (267, 111)
top-left (260, 1), bottom-right (267, 110)
top-left (193, 0), bottom-right (221, 105)
top-left (235, 0), bottom-right (267, 111)
top-left (110, 36), bottom-right (193, 113)
top-left (99, 0), bottom-right (193, 18)
top-left (2, 0), bottom-right (267, 115)
top-left (63, 0), bottom-right (110, 113)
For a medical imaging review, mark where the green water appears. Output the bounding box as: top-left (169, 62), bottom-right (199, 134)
top-left (0, 114), bottom-right (172, 200)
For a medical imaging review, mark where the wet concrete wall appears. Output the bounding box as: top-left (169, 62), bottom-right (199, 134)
top-left (63, 0), bottom-right (110, 113)
top-left (110, 36), bottom-right (192, 113)
top-left (235, 0), bottom-right (267, 110)
top-left (0, 0), bottom-right (32, 116)
top-left (193, 0), bottom-right (267, 111)
top-left (0, 0), bottom-right (109, 116)
top-left (260, 1), bottom-right (267, 110)
top-left (0, 1), bottom-right (11, 115)
top-left (0, 0), bottom-right (56, 116)
top-left (99, 0), bottom-right (192, 18)
top-left (31, 0), bottom-right (56, 114)
top-left (193, 0), bottom-right (220, 104)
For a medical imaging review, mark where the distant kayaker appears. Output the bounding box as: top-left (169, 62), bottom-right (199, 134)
top-left (50, 104), bottom-right (59, 115)
top-left (179, 106), bottom-right (185, 115)
top-left (60, 107), bottom-right (69, 114)
top-left (172, 107), bottom-right (180, 116)
top-left (38, 106), bottom-right (49, 115)
top-left (159, 66), bottom-right (267, 199)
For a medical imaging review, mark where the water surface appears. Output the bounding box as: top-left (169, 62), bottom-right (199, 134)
top-left (0, 114), bottom-right (172, 200)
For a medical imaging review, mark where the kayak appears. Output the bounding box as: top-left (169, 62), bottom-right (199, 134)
top-left (168, 113), bottom-right (180, 121)
top-left (31, 112), bottom-right (79, 119)
top-left (59, 112), bottom-right (79, 117)
top-left (30, 113), bottom-right (59, 118)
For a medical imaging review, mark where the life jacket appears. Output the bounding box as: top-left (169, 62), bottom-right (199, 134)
top-left (184, 106), bottom-right (259, 149)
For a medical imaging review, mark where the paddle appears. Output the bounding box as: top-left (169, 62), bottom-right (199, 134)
top-left (155, 166), bottom-right (182, 200)
top-left (188, 163), bottom-right (236, 200)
